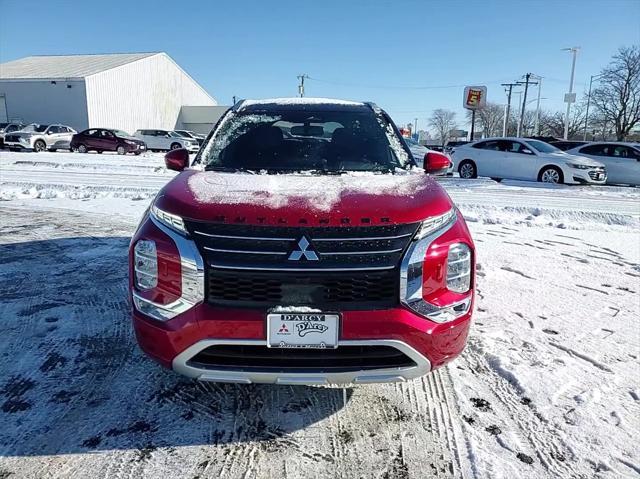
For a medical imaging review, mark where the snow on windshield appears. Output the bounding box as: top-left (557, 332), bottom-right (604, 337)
top-left (242, 97), bottom-right (364, 107)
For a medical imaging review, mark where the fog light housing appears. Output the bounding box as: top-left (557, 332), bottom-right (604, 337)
top-left (134, 240), bottom-right (157, 290)
top-left (447, 243), bottom-right (471, 293)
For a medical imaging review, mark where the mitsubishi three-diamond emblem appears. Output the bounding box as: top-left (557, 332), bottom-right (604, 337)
top-left (288, 236), bottom-right (319, 261)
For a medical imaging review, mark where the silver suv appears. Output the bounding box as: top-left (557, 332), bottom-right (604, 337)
top-left (0, 122), bottom-right (25, 148)
top-left (4, 124), bottom-right (77, 152)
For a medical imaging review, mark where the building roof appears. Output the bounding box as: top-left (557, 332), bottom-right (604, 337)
top-left (0, 52), bottom-right (159, 80)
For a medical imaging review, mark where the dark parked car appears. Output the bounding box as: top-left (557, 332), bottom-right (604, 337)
top-left (549, 140), bottom-right (588, 151)
top-left (70, 128), bottom-right (146, 155)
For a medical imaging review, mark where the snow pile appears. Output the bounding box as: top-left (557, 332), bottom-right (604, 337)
top-left (187, 170), bottom-right (428, 211)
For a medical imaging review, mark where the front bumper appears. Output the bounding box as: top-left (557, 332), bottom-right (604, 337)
top-left (5, 137), bottom-right (34, 150)
top-left (570, 167), bottom-right (606, 184)
top-left (132, 300), bottom-right (472, 384)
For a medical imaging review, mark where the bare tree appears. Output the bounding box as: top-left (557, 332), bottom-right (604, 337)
top-left (538, 103), bottom-right (587, 138)
top-left (428, 109), bottom-right (457, 146)
top-left (466, 103), bottom-right (504, 138)
top-left (591, 45), bottom-right (640, 140)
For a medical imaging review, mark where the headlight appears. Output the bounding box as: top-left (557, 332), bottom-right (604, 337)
top-left (134, 240), bottom-right (157, 290)
top-left (447, 243), bottom-right (472, 293)
top-left (565, 162), bottom-right (591, 170)
top-left (125, 140), bottom-right (136, 145)
top-left (151, 205), bottom-right (187, 235)
top-left (414, 209), bottom-right (457, 240)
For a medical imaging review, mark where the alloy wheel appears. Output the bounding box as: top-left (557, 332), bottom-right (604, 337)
top-left (460, 163), bottom-right (475, 179)
top-left (541, 169), bottom-right (560, 183)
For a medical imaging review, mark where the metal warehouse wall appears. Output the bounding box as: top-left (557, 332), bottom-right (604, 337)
top-left (84, 53), bottom-right (216, 134)
top-left (0, 80), bottom-right (89, 130)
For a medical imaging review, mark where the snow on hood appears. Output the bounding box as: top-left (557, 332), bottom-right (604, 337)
top-left (186, 170), bottom-right (430, 212)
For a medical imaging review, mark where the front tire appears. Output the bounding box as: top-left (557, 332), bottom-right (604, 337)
top-left (116, 145), bottom-right (126, 155)
top-left (170, 143), bottom-right (181, 150)
top-left (458, 160), bottom-right (477, 179)
top-left (77, 144), bottom-right (87, 153)
top-left (538, 166), bottom-right (563, 184)
top-left (34, 140), bottom-right (46, 152)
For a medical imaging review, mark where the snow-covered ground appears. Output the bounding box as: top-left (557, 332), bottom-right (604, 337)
top-left (1, 150), bottom-right (639, 478)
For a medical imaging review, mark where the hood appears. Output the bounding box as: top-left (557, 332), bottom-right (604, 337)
top-left (548, 151), bottom-right (604, 167)
top-left (117, 134), bottom-right (143, 142)
top-left (154, 169), bottom-right (453, 226)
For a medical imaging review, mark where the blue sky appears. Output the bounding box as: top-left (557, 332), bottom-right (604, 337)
top-left (1, 0), bottom-right (639, 130)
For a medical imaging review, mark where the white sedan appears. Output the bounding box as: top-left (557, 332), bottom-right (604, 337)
top-left (451, 137), bottom-right (606, 185)
top-left (564, 142), bottom-right (640, 186)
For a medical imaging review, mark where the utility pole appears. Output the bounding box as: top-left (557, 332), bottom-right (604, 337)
top-left (501, 83), bottom-right (519, 136)
top-left (562, 47), bottom-right (580, 140)
top-left (534, 76), bottom-right (542, 136)
top-left (516, 73), bottom-right (538, 137)
top-left (232, 95), bottom-right (237, 104)
top-left (297, 74), bottom-right (309, 98)
top-left (414, 117), bottom-right (418, 140)
top-left (583, 73), bottom-right (601, 140)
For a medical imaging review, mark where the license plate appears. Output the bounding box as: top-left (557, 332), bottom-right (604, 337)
top-left (267, 311), bottom-right (339, 349)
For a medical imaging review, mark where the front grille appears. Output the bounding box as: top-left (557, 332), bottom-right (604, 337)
top-left (184, 221), bottom-right (419, 271)
top-left (5, 135), bottom-right (20, 142)
top-left (588, 169), bottom-right (605, 180)
top-left (184, 221), bottom-right (419, 309)
top-left (188, 345), bottom-right (416, 372)
top-left (208, 269), bottom-right (398, 309)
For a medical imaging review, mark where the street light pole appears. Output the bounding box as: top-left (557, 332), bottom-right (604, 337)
top-left (562, 47), bottom-right (580, 140)
top-left (583, 74), bottom-right (601, 141)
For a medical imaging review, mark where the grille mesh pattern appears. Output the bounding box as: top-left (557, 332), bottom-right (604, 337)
top-left (207, 270), bottom-right (398, 309)
top-left (188, 345), bottom-right (416, 372)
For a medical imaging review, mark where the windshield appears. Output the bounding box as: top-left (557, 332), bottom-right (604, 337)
top-left (175, 130), bottom-right (193, 138)
top-left (199, 109), bottom-right (411, 173)
top-left (525, 139), bottom-right (561, 154)
top-left (112, 129), bottom-right (131, 137)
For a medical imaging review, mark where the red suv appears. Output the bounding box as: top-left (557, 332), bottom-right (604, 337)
top-left (130, 98), bottom-right (474, 385)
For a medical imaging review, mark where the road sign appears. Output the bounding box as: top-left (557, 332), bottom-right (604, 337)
top-left (564, 92), bottom-right (577, 103)
top-left (463, 86), bottom-right (487, 110)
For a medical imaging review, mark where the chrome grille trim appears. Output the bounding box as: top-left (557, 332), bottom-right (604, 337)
top-left (321, 248), bottom-right (403, 255)
top-left (209, 263), bottom-right (395, 272)
top-left (313, 233), bottom-right (413, 242)
top-left (203, 246), bottom-right (287, 255)
top-left (194, 230), bottom-right (296, 241)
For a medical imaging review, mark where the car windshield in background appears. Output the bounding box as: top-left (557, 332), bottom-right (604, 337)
top-left (200, 109), bottom-right (410, 173)
top-left (112, 129), bottom-right (131, 137)
top-left (176, 131), bottom-right (193, 138)
top-left (21, 124), bottom-right (48, 133)
top-left (525, 139), bottom-right (560, 153)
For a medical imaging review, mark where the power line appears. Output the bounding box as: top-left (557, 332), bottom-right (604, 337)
top-left (306, 76), bottom-right (512, 91)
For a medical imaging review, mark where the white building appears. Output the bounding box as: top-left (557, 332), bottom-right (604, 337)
top-left (0, 52), bottom-right (218, 134)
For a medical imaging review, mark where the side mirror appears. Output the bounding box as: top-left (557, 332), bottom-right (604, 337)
top-left (424, 152), bottom-right (451, 175)
top-left (522, 148), bottom-right (533, 155)
top-left (164, 148), bottom-right (189, 172)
